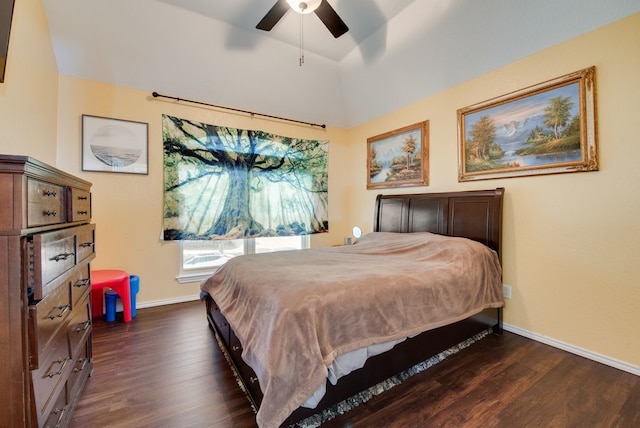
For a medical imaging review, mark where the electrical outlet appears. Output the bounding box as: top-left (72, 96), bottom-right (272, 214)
top-left (503, 284), bottom-right (512, 299)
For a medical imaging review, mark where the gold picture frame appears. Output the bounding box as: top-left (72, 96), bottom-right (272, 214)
top-left (457, 66), bottom-right (598, 181)
top-left (367, 121), bottom-right (429, 189)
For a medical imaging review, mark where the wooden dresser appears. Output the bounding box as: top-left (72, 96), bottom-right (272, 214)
top-left (0, 155), bottom-right (95, 427)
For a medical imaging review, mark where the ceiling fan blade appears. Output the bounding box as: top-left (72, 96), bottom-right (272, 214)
top-left (314, 0), bottom-right (349, 38)
top-left (256, 0), bottom-right (289, 31)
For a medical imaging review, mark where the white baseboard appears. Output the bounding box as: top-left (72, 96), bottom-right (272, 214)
top-left (118, 299), bottom-right (640, 377)
top-left (503, 323), bottom-right (640, 377)
top-left (135, 294), bottom-right (201, 310)
top-left (110, 294), bottom-right (200, 314)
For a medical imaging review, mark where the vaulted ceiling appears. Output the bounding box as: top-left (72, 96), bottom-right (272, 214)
top-left (42, 0), bottom-right (639, 128)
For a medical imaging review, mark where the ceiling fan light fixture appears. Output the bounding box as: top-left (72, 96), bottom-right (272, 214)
top-left (286, 0), bottom-right (322, 14)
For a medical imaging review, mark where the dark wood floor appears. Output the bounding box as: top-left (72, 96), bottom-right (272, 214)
top-left (70, 301), bottom-right (640, 428)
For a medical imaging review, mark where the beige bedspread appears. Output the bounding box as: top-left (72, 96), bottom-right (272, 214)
top-left (200, 232), bottom-right (504, 428)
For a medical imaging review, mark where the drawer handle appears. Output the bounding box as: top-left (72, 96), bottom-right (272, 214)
top-left (73, 358), bottom-right (89, 373)
top-left (43, 209), bottom-right (58, 217)
top-left (77, 195), bottom-right (89, 200)
top-left (43, 190), bottom-right (58, 197)
top-left (50, 252), bottom-right (74, 262)
top-left (74, 278), bottom-right (90, 288)
top-left (45, 357), bottom-right (70, 378)
top-left (79, 242), bottom-right (94, 248)
top-left (73, 320), bottom-right (91, 333)
top-left (76, 210), bottom-right (89, 215)
top-left (232, 345), bottom-right (241, 351)
top-left (49, 405), bottom-right (67, 427)
top-left (48, 304), bottom-right (71, 320)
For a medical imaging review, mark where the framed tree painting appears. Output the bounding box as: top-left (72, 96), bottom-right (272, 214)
top-left (457, 66), bottom-right (598, 181)
top-left (367, 120), bottom-right (429, 189)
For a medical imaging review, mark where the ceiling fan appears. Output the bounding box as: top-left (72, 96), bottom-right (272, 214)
top-left (256, 0), bottom-right (349, 38)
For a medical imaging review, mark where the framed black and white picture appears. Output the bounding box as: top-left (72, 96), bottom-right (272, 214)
top-left (82, 115), bottom-right (149, 174)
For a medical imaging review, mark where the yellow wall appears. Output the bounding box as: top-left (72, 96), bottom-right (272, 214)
top-left (54, 76), bottom-right (350, 305)
top-left (346, 13), bottom-right (640, 367)
top-left (1, 3), bottom-right (638, 370)
top-left (0, 0), bottom-right (58, 164)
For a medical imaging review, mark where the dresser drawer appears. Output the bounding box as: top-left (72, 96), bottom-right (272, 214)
top-left (69, 187), bottom-right (91, 223)
top-left (67, 340), bottom-right (92, 407)
top-left (71, 263), bottom-right (91, 308)
top-left (42, 388), bottom-right (68, 428)
top-left (29, 280), bottom-right (73, 370)
top-left (29, 229), bottom-right (76, 300)
top-left (75, 223), bottom-right (95, 264)
top-left (67, 296), bottom-right (92, 358)
top-left (29, 225), bottom-right (90, 300)
top-left (30, 322), bottom-right (72, 423)
top-left (41, 233), bottom-right (75, 285)
top-left (27, 179), bottom-right (66, 227)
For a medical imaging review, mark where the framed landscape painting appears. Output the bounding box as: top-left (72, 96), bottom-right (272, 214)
top-left (457, 66), bottom-right (598, 181)
top-left (367, 121), bottom-right (429, 189)
top-left (82, 115), bottom-right (149, 174)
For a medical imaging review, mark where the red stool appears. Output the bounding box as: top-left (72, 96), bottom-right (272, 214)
top-left (91, 269), bottom-right (132, 323)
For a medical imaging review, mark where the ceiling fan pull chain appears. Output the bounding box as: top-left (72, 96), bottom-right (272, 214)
top-left (299, 11), bottom-right (304, 66)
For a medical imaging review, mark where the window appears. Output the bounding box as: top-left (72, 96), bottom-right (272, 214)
top-left (177, 235), bottom-right (310, 283)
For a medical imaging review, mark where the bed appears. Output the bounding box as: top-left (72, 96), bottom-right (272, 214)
top-left (201, 188), bottom-right (505, 427)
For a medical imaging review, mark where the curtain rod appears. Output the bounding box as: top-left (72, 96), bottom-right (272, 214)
top-left (151, 91), bottom-right (326, 129)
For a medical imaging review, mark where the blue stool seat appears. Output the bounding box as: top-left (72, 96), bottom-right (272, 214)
top-left (104, 275), bottom-right (140, 322)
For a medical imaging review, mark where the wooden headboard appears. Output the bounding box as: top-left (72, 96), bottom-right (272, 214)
top-left (374, 188), bottom-right (504, 258)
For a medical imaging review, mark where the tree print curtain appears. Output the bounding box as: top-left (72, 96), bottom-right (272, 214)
top-left (162, 115), bottom-right (329, 240)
